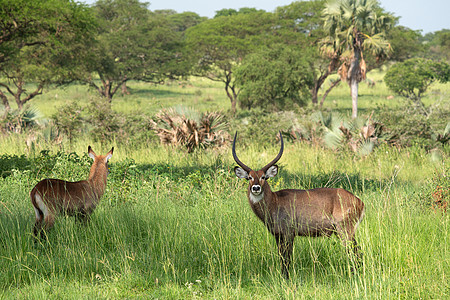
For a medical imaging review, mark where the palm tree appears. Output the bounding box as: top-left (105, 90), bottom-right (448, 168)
top-left (321, 0), bottom-right (394, 118)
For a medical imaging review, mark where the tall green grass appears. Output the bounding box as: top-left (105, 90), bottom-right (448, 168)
top-left (0, 140), bottom-right (448, 299)
top-left (1, 72), bottom-right (448, 298)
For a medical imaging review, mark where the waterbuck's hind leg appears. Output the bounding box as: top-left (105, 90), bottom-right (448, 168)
top-left (32, 196), bottom-right (45, 241)
top-left (75, 209), bottom-right (91, 224)
top-left (336, 222), bottom-right (362, 271)
top-left (33, 213), bottom-right (43, 241)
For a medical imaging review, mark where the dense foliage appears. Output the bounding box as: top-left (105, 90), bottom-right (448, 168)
top-left (235, 45), bottom-right (315, 110)
top-left (1, 0), bottom-right (448, 117)
top-left (184, 11), bottom-right (275, 113)
top-left (384, 58), bottom-right (450, 115)
top-left (0, 0), bottom-right (96, 114)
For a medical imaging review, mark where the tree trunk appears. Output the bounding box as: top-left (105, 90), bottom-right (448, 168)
top-left (319, 78), bottom-right (341, 109)
top-left (311, 90), bottom-right (318, 105)
top-left (224, 71), bottom-right (238, 115)
top-left (350, 79), bottom-right (358, 119)
top-left (15, 79), bottom-right (24, 111)
top-left (121, 82), bottom-right (130, 95)
top-left (313, 57), bottom-right (341, 105)
top-left (311, 80), bottom-right (321, 105)
top-left (225, 85), bottom-right (237, 115)
top-left (348, 49), bottom-right (363, 119)
top-left (0, 90), bottom-right (10, 119)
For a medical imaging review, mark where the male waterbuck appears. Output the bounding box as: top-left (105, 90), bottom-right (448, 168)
top-left (232, 132), bottom-right (365, 278)
top-left (30, 146), bottom-right (113, 239)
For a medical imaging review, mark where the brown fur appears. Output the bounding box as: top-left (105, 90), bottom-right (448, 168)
top-left (30, 146), bottom-right (113, 239)
top-left (233, 133), bottom-right (365, 278)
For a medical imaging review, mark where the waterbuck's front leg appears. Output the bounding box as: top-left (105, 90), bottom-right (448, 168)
top-left (275, 233), bottom-right (294, 279)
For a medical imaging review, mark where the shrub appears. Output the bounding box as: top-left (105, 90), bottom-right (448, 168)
top-left (384, 58), bottom-right (450, 116)
top-left (52, 101), bottom-right (84, 144)
top-left (422, 165), bottom-right (449, 213)
top-left (231, 108), bottom-right (300, 146)
top-left (120, 113), bottom-right (158, 145)
top-left (85, 98), bottom-right (125, 143)
top-left (375, 105), bottom-right (449, 149)
top-left (283, 111), bottom-right (387, 156)
top-left (0, 107), bottom-right (40, 133)
top-left (153, 106), bottom-right (229, 152)
top-left (235, 45), bottom-right (314, 111)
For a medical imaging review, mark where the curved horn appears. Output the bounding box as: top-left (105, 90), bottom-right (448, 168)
top-left (232, 132), bottom-right (251, 173)
top-left (261, 131), bottom-right (284, 173)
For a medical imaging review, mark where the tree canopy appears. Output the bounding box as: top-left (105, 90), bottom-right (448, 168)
top-left (384, 58), bottom-right (450, 115)
top-left (321, 0), bottom-right (395, 118)
top-left (0, 0), bottom-right (96, 115)
top-left (88, 0), bottom-right (193, 100)
top-left (1, 0), bottom-right (447, 117)
top-left (235, 45), bottom-right (315, 111)
top-left (185, 11), bottom-right (275, 113)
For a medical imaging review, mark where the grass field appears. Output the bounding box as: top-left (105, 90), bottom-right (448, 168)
top-left (0, 73), bottom-right (449, 299)
top-left (25, 68), bottom-right (445, 118)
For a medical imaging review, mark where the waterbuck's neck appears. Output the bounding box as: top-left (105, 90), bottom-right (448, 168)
top-left (248, 182), bottom-right (276, 223)
top-left (87, 161), bottom-right (108, 197)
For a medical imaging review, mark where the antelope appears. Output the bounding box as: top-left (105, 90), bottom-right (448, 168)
top-left (232, 132), bottom-right (365, 278)
top-left (30, 146), bottom-right (113, 239)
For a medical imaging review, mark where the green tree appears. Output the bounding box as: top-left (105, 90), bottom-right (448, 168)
top-left (276, 0), bottom-right (332, 106)
top-left (235, 45), bottom-right (314, 111)
top-left (89, 0), bottom-right (189, 101)
top-left (384, 58), bottom-right (450, 115)
top-left (0, 0), bottom-right (77, 65)
top-left (163, 11), bottom-right (206, 33)
top-left (0, 0), bottom-right (96, 116)
top-left (321, 0), bottom-right (394, 118)
top-left (185, 11), bottom-right (273, 114)
top-left (422, 29), bottom-right (450, 63)
top-left (214, 7), bottom-right (263, 18)
top-left (387, 26), bottom-right (424, 62)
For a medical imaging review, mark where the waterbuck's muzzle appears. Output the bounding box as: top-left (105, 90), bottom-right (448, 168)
top-left (251, 184), bottom-right (262, 195)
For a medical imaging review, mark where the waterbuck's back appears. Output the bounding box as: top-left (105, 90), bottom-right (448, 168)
top-left (273, 188), bottom-right (364, 236)
top-left (31, 178), bottom-right (96, 214)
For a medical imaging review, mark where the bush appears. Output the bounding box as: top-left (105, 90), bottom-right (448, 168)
top-left (235, 45), bottom-right (314, 111)
top-left (153, 106), bottom-right (229, 153)
top-left (376, 105), bottom-right (449, 149)
top-left (85, 98), bottom-right (124, 143)
top-left (0, 107), bottom-right (40, 133)
top-left (421, 165), bottom-right (449, 213)
top-left (119, 113), bottom-right (159, 146)
top-left (384, 58), bottom-right (450, 116)
top-left (52, 101), bottom-right (84, 143)
top-left (230, 108), bottom-right (300, 146)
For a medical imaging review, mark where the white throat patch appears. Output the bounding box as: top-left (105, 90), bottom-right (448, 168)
top-left (249, 191), bottom-right (264, 204)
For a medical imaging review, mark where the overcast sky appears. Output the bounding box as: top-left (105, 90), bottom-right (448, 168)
top-left (81, 0), bottom-right (450, 34)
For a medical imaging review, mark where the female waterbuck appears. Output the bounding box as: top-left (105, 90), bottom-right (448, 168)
top-left (31, 146), bottom-right (113, 239)
top-left (232, 132), bottom-right (365, 278)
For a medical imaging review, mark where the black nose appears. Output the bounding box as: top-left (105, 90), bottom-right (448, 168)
top-left (252, 185), bottom-right (261, 192)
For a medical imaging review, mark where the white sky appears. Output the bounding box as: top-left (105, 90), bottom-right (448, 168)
top-left (81, 0), bottom-right (450, 34)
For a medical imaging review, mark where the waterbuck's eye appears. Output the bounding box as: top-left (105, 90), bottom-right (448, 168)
top-left (261, 176), bottom-right (265, 180)
top-left (248, 176), bottom-right (253, 180)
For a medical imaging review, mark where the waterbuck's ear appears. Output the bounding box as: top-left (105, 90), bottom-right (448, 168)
top-left (88, 146), bottom-right (96, 160)
top-left (265, 165), bottom-right (278, 178)
top-left (106, 147), bottom-right (114, 161)
top-left (234, 166), bottom-right (249, 180)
